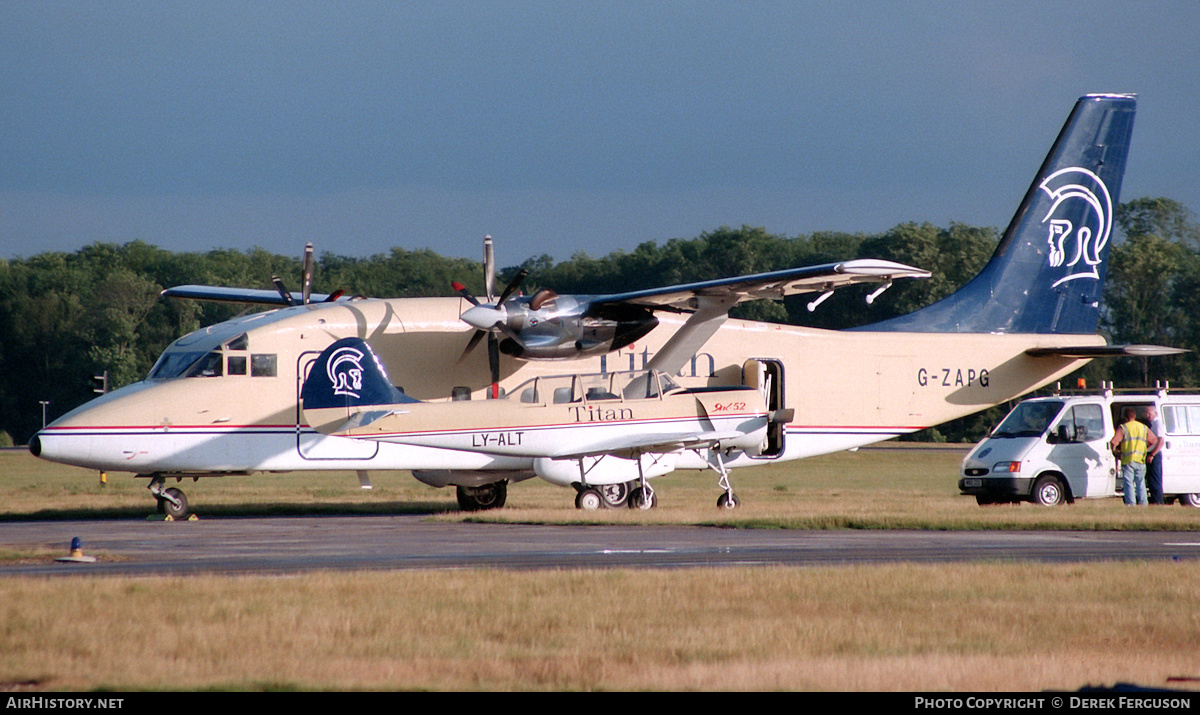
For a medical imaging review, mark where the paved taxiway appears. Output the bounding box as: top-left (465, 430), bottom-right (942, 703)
top-left (2, 516), bottom-right (1199, 576)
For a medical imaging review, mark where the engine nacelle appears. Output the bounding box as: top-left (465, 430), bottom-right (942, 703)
top-left (497, 294), bottom-right (659, 360)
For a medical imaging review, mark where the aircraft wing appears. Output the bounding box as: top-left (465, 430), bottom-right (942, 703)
top-left (589, 259), bottom-right (930, 312)
top-left (161, 285), bottom-right (341, 306)
top-left (538, 430), bottom-right (748, 460)
top-left (598, 259), bottom-right (929, 376)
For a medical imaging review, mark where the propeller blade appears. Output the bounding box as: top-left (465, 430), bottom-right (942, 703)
top-left (323, 289), bottom-right (345, 303)
top-left (488, 332), bottom-right (501, 399)
top-left (484, 235), bottom-right (496, 302)
top-left (451, 281), bottom-right (480, 306)
top-left (271, 276), bottom-right (295, 306)
top-left (496, 268), bottom-right (528, 306)
top-left (301, 242), bottom-right (314, 305)
top-left (458, 329), bottom-right (487, 363)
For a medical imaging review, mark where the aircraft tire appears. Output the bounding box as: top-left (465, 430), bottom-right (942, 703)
top-left (575, 489), bottom-right (603, 511)
top-left (1179, 493), bottom-right (1200, 508)
top-left (160, 488), bottom-right (190, 519)
top-left (1030, 475), bottom-right (1065, 507)
top-left (456, 482), bottom-right (508, 511)
top-left (628, 486), bottom-right (657, 510)
top-left (717, 492), bottom-right (740, 509)
top-left (599, 481), bottom-right (633, 509)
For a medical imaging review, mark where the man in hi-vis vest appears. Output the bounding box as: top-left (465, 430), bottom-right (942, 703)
top-left (1110, 407), bottom-right (1159, 506)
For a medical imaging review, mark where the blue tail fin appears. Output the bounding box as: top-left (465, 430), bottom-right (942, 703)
top-left (863, 94), bottom-right (1136, 334)
top-left (301, 337), bottom-right (418, 410)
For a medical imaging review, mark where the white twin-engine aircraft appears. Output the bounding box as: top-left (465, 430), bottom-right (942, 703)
top-left (300, 336), bottom-right (797, 510)
top-left (32, 94), bottom-right (1164, 516)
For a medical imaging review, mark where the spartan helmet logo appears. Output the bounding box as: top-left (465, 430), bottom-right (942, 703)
top-left (326, 346), bottom-right (365, 398)
top-left (1039, 166), bottom-right (1113, 288)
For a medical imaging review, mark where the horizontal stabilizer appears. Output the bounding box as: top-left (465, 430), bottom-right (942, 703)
top-left (1025, 344), bottom-right (1188, 358)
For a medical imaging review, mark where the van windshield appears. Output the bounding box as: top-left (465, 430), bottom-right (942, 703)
top-left (991, 400), bottom-right (1064, 438)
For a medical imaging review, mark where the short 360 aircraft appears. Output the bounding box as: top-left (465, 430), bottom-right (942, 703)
top-left (32, 94), bottom-right (1160, 516)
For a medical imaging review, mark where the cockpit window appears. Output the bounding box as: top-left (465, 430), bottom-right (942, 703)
top-left (225, 333), bottom-right (249, 351)
top-left (148, 351), bottom-right (208, 379)
top-left (184, 352), bottom-right (224, 378)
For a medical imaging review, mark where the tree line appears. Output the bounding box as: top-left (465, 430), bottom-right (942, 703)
top-left (2, 197), bottom-right (1196, 445)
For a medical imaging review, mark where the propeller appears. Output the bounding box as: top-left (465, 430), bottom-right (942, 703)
top-left (453, 236), bottom-right (659, 386)
top-left (455, 236), bottom-right (528, 398)
top-left (271, 242), bottom-right (345, 305)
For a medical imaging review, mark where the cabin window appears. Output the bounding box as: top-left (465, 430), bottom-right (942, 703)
top-left (227, 355), bottom-right (248, 376)
top-left (251, 354), bottom-right (277, 377)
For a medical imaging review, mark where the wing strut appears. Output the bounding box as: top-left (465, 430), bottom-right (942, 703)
top-left (645, 294), bottom-right (740, 376)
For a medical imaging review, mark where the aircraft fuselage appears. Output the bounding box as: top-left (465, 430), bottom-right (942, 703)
top-left (33, 294), bottom-right (1098, 478)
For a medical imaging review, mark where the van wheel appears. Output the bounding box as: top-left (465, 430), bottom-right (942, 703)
top-left (1031, 476), bottom-right (1065, 506)
top-left (1179, 493), bottom-right (1200, 508)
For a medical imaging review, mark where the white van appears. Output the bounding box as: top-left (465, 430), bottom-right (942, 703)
top-left (959, 387), bottom-right (1200, 506)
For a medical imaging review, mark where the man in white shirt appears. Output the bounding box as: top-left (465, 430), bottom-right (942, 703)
top-left (1146, 405), bottom-right (1165, 505)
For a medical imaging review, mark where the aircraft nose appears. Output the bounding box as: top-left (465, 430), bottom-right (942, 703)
top-left (461, 304), bottom-right (507, 330)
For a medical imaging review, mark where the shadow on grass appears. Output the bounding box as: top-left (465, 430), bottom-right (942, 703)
top-left (0, 500), bottom-right (462, 522)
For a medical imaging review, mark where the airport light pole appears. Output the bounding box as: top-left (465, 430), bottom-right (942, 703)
top-left (39, 401), bottom-right (50, 429)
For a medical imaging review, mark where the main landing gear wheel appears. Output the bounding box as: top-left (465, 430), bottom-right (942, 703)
top-left (628, 486), bottom-right (657, 510)
top-left (717, 492), bottom-right (740, 509)
top-left (575, 488), bottom-right (603, 511)
top-left (1179, 493), bottom-right (1200, 508)
top-left (157, 488), bottom-right (190, 519)
top-left (599, 481), bottom-right (633, 509)
top-left (456, 481), bottom-right (508, 511)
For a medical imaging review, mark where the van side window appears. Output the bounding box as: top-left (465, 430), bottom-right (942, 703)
top-left (1073, 404), bottom-right (1104, 441)
top-left (1053, 404), bottom-right (1104, 443)
top-left (1164, 405), bottom-right (1200, 435)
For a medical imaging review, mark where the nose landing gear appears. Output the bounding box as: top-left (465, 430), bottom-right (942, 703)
top-left (146, 475), bottom-right (192, 520)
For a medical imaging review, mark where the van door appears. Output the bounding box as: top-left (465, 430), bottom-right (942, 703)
top-left (1048, 401), bottom-right (1116, 498)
